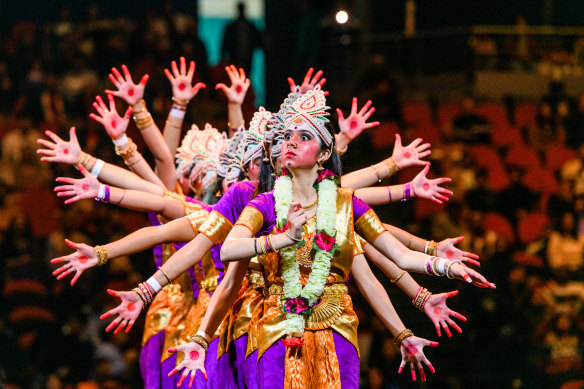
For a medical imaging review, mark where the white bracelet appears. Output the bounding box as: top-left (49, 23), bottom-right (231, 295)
top-left (437, 258), bottom-right (446, 275)
top-left (146, 277), bottom-right (162, 293)
top-left (97, 184), bottom-right (106, 200)
top-left (196, 330), bottom-right (211, 342)
top-left (170, 107), bottom-right (186, 119)
top-left (112, 134), bottom-right (129, 147)
top-left (424, 240), bottom-right (429, 254)
top-left (91, 159), bottom-right (104, 178)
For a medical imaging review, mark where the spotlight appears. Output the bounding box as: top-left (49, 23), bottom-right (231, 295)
top-left (335, 10), bottom-right (348, 24)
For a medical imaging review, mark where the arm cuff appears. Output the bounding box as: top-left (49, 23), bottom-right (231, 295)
top-left (234, 206), bottom-right (264, 236)
top-left (355, 209), bottom-right (387, 243)
top-left (198, 210), bottom-right (234, 245)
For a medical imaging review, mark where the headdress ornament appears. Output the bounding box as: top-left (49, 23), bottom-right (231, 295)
top-left (242, 107), bottom-right (271, 166)
top-left (284, 85), bottom-right (332, 146)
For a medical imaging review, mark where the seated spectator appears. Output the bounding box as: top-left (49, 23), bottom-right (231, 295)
top-left (547, 212), bottom-right (584, 272)
top-left (450, 96), bottom-right (491, 143)
top-left (465, 168), bottom-right (496, 212)
top-left (561, 144), bottom-right (584, 196)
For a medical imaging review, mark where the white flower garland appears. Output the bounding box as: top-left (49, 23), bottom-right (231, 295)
top-left (273, 173), bottom-right (338, 337)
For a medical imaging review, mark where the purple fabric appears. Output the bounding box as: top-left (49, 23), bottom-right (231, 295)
top-left (333, 332), bottom-right (360, 389)
top-left (210, 245), bottom-right (225, 284)
top-left (244, 350), bottom-right (259, 389)
top-left (352, 195), bottom-right (371, 221)
top-left (216, 345), bottom-right (237, 389)
top-left (148, 212), bottom-right (164, 268)
top-left (185, 337), bottom-right (220, 389)
top-left (140, 330), bottom-right (165, 389)
top-left (212, 181), bottom-right (257, 224)
top-left (232, 335), bottom-right (251, 389)
top-left (161, 354), bottom-right (179, 389)
top-left (184, 195), bottom-right (206, 206)
top-left (257, 339), bottom-right (285, 388)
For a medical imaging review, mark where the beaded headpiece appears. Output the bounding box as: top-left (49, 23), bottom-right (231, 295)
top-left (284, 85), bottom-right (331, 146)
top-left (267, 87), bottom-right (302, 159)
top-left (217, 126), bottom-right (244, 179)
top-left (176, 123), bottom-right (227, 186)
top-left (242, 107), bottom-right (271, 166)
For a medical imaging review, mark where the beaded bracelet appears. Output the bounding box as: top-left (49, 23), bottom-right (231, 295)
top-left (384, 157), bottom-right (399, 177)
top-left (95, 245), bottom-right (108, 266)
top-left (393, 329), bottom-right (414, 347)
top-left (189, 334), bottom-right (209, 352)
top-left (370, 165), bottom-right (382, 183)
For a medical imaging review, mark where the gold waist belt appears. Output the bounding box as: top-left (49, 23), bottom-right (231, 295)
top-left (163, 283), bottom-right (183, 296)
top-left (246, 272), bottom-right (265, 288)
top-left (267, 283), bottom-right (348, 330)
top-left (200, 276), bottom-right (218, 292)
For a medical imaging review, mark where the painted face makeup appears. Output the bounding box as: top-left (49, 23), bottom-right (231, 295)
top-left (247, 158), bottom-right (261, 182)
top-left (282, 119), bottom-right (322, 169)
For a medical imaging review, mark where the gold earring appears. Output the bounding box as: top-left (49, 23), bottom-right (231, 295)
top-left (317, 161), bottom-right (324, 171)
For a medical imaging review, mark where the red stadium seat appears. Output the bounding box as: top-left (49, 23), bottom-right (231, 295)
top-left (492, 124), bottom-right (524, 148)
top-left (545, 145), bottom-right (578, 171)
top-left (514, 102), bottom-right (538, 128)
top-left (522, 168), bottom-right (559, 194)
top-left (484, 212), bottom-right (515, 243)
top-left (437, 102), bottom-right (461, 125)
top-left (477, 101), bottom-right (508, 127)
top-left (506, 145), bottom-right (541, 169)
top-left (518, 212), bottom-right (550, 244)
top-left (470, 145), bottom-right (502, 168)
top-left (415, 123), bottom-right (441, 143)
top-left (369, 121), bottom-right (400, 150)
top-left (402, 101), bottom-right (433, 125)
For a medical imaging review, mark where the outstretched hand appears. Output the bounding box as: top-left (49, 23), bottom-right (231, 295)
top-left (51, 239), bottom-right (98, 286)
top-left (424, 290), bottom-right (467, 337)
top-left (100, 289), bottom-right (143, 334)
top-left (399, 336), bottom-right (438, 382)
top-left (105, 64), bottom-right (149, 106)
top-left (450, 262), bottom-right (496, 289)
top-left (392, 134), bottom-right (431, 169)
top-left (37, 127), bottom-right (82, 166)
top-left (168, 342), bottom-right (208, 387)
top-left (54, 165), bottom-right (100, 204)
top-left (90, 94), bottom-right (132, 140)
top-left (336, 97), bottom-right (380, 140)
top-left (411, 164), bottom-right (453, 204)
top-left (438, 236), bottom-right (480, 267)
top-left (215, 65), bottom-right (250, 105)
top-left (287, 67), bottom-right (328, 95)
top-left (165, 57), bottom-right (206, 102)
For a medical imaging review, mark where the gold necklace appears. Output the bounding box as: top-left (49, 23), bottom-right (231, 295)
top-left (302, 196), bottom-right (318, 211)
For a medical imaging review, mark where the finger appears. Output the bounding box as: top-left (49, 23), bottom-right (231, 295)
top-left (434, 322), bottom-right (441, 337)
top-left (56, 191), bottom-right (76, 198)
top-left (394, 133), bottom-right (402, 148)
top-left (398, 360), bottom-right (405, 374)
top-left (139, 74), bottom-right (149, 86)
top-left (202, 369), bottom-right (208, 381)
top-left (239, 67), bottom-right (246, 80)
top-left (303, 67), bottom-right (314, 84)
top-left (89, 113), bottom-right (104, 124)
top-left (96, 95), bottom-right (107, 111)
top-left (363, 121), bottom-right (380, 129)
top-left (104, 89), bottom-right (120, 96)
top-left (224, 65), bottom-right (234, 82)
top-left (451, 236), bottom-right (465, 244)
top-left (106, 289), bottom-right (120, 298)
top-left (462, 258), bottom-right (481, 267)
top-left (37, 138), bottom-right (56, 149)
top-left (57, 268), bottom-right (75, 280)
top-left (121, 64), bottom-right (133, 82)
top-left (105, 316), bottom-right (122, 332)
top-left (442, 321), bottom-right (452, 337)
top-left (416, 142), bottom-right (431, 152)
top-left (177, 372), bottom-right (187, 387)
top-left (114, 319), bottom-right (128, 334)
top-left (92, 102), bottom-right (105, 116)
top-left (37, 149), bottom-right (56, 156)
top-left (215, 83), bottom-right (228, 93)
top-left (463, 251), bottom-right (480, 259)
top-left (55, 177), bottom-right (76, 184)
top-left (410, 362), bottom-right (416, 381)
top-left (434, 177), bottom-right (453, 185)
top-left (362, 107), bottom-right (376, 121)
top-left (52, 264), bottom-right (70, 276)
top-left (427, 341), bottom-right (439, 347)
top-left (447, 318), bottom-right (463, 333)
top-left (336, 108), bottom-right (345, 121)
top-left (187, 60), bottom-right (195, 79)
top-left (351, 97), bottom-right (358, 115)
top-left (44, 130), bottom-right (63, 143)
top-left (358, 100), bottom-right (372, 116)
top-left (100, 308), bottom-right (118, 320)
top-left (168, 368), bottom-right (180, 377)
top-left (435, 194), bottom-right (450, 202)
top-left (69, 126), bottom-right (78, 144)
top-left (124, 107), bottom-right (133, 119)
top-left (70, 271), bottom-right (81, 286)
top-left (111, 67), bottom-right (124, 83)
top-left (108, 73), bottom-right (120, 88)
top-left (64, 196), bottom-right (81, 205)
top-left (229, 65), bottom-right (238, 80)
top-left (317, 77), bottom-right (326, 88)
top-left (50, 256), bottom-right (69, 264)
top-left (445, 290), bottom-right (459, 298)
top-left (191, 82), bottom-right (206, 94)
top-left (64, 239), bottom-right (81, 249)
top-left (310, 69), bottom-right (323, 85)
top-left (180, 56), bottom-right (186, 75)
top-left (418, 362), bottom-right (426, 382)
top-left (244, 78), bottom-right (251, 90)
top-left (107, 93), bottom-right (116, 111)
top-left (436, 187), bottom-right (454, 196)
top-left (409, 138), bottom-right (423, 148)
top-left (417, 150), bottom-right (432, 160)
top-left (189, 373), bottom-right (195, 388)
top-left (451, 311), bottom-right (468, 322)
top-left (125, 319), bottom-right (135, 333)
top-left (287, 77), bottom-right (296, 91)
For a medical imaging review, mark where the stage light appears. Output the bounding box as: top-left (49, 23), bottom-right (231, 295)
top-left (335, 10), bottom-right (348, 24)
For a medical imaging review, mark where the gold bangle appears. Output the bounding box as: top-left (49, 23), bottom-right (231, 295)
top-left (384, 157), bottom-right (398, 178)
top-left (77, 151), bottom-right (91, 168)
top-left (189, 334), bottom-right (209, 352)
top-left (165, 120), bottom-right (181, 129)
top-left (125, 154), bottom-right (143, 167)
top-left (132, 287), bottom-right (147, 304)
top-left (370, 165), bottom-right (382, 183)
top-left (134, 114), bottom-right (153, 130)
top-left (419, 291), bottom-right (432, 312)
top-left (159, 268), bottom-right (172, 285)
top-left (393, 329), bottom-right (414, 347)
top-left (172, 97), bottom-right (189, 107)
top-left (95, 245), bottom-right (108, 266)
top-left (285, 230), bottom-right (302, 242)
top-left (267, 234), bottom-right (275, 252)
top-left (390, 270), bottom-right (406, 283)
top-left (132, 99), bottom-right (147, 115)
top-left (115, 139), bottom-right (137, 159)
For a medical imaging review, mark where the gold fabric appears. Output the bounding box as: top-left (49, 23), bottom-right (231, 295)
top-left (161, 286), bottom-right (192, 362)
top-left (355, 208), bottom-right (387, 243)
top-left (141, 287), bottom-right (170, 346)
top-left (185, 209), bottom-right (210, 236)
top-left (184, 202), bottom-right (204, 216)
top-left (353, 234), bottom-right (366, 255)
top-left (255, 187), bottom-right (359, 358)
top-left (198, 210), bottom-right (233, 245)
top-left (235, 206), bottom-right (264, 235)
top-left (176, 288), bottom-right (210, 364)
top-left (284, 330), bottom-right (342, 389)
top-left (163, 189), bottom-right (184, 201)
top-left (201, 250), bottom-right (219, 292)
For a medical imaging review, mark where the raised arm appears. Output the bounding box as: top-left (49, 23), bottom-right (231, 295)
top-left (340, 134), bottom-right (431, 189)
top-left (354, 164), bottom-right (453, 205)
top-left (107, 64), bottom-right (176, 189)
top-left (163, 57), bottom-right (206, 153)
top-left (351, 254), bottom-right (437, 382)
top-left (215, 65), bottom-right (250, 132)
top-left (90, 94), bottom-right (164, 186)
top-left (335, 97), bottom-right (380, 155)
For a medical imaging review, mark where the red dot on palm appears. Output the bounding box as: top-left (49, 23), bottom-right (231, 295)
top-left (64, 149), bottom-right (69, 154)
top-left (235, 85), bottom-right (242, 93)
top-left (111, 121), bottom-right (117, 129)
top-left (446, 250), bottom-right (454, 259)
top-left (349, 120), bottom-right (358, 130)
top-left (433, 307), bottom-right (442, 315)
top-left (423, 183), bottom-right (430, 191)
top-left (79, 256), bottom-right (88, 264)
top-left (82, 184), bottom-right (89, 191)
top-left (128, 89), bottom-right (134, 97)
top-left (190, 350), bottom-right (200, 360)
top-left (403, 151), bottom-right (412, 158)
top-left (178, 83), bottom-right (186, 91)
top-left (407, 346), bottom-right (418, 355)
top-left (128, 303), bottom-right (136, 311)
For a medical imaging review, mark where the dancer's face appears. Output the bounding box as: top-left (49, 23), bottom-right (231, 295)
top-left (247, 157), bottom-right (261, 181)
top-left (282, 120), bottom-right (322, 169)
